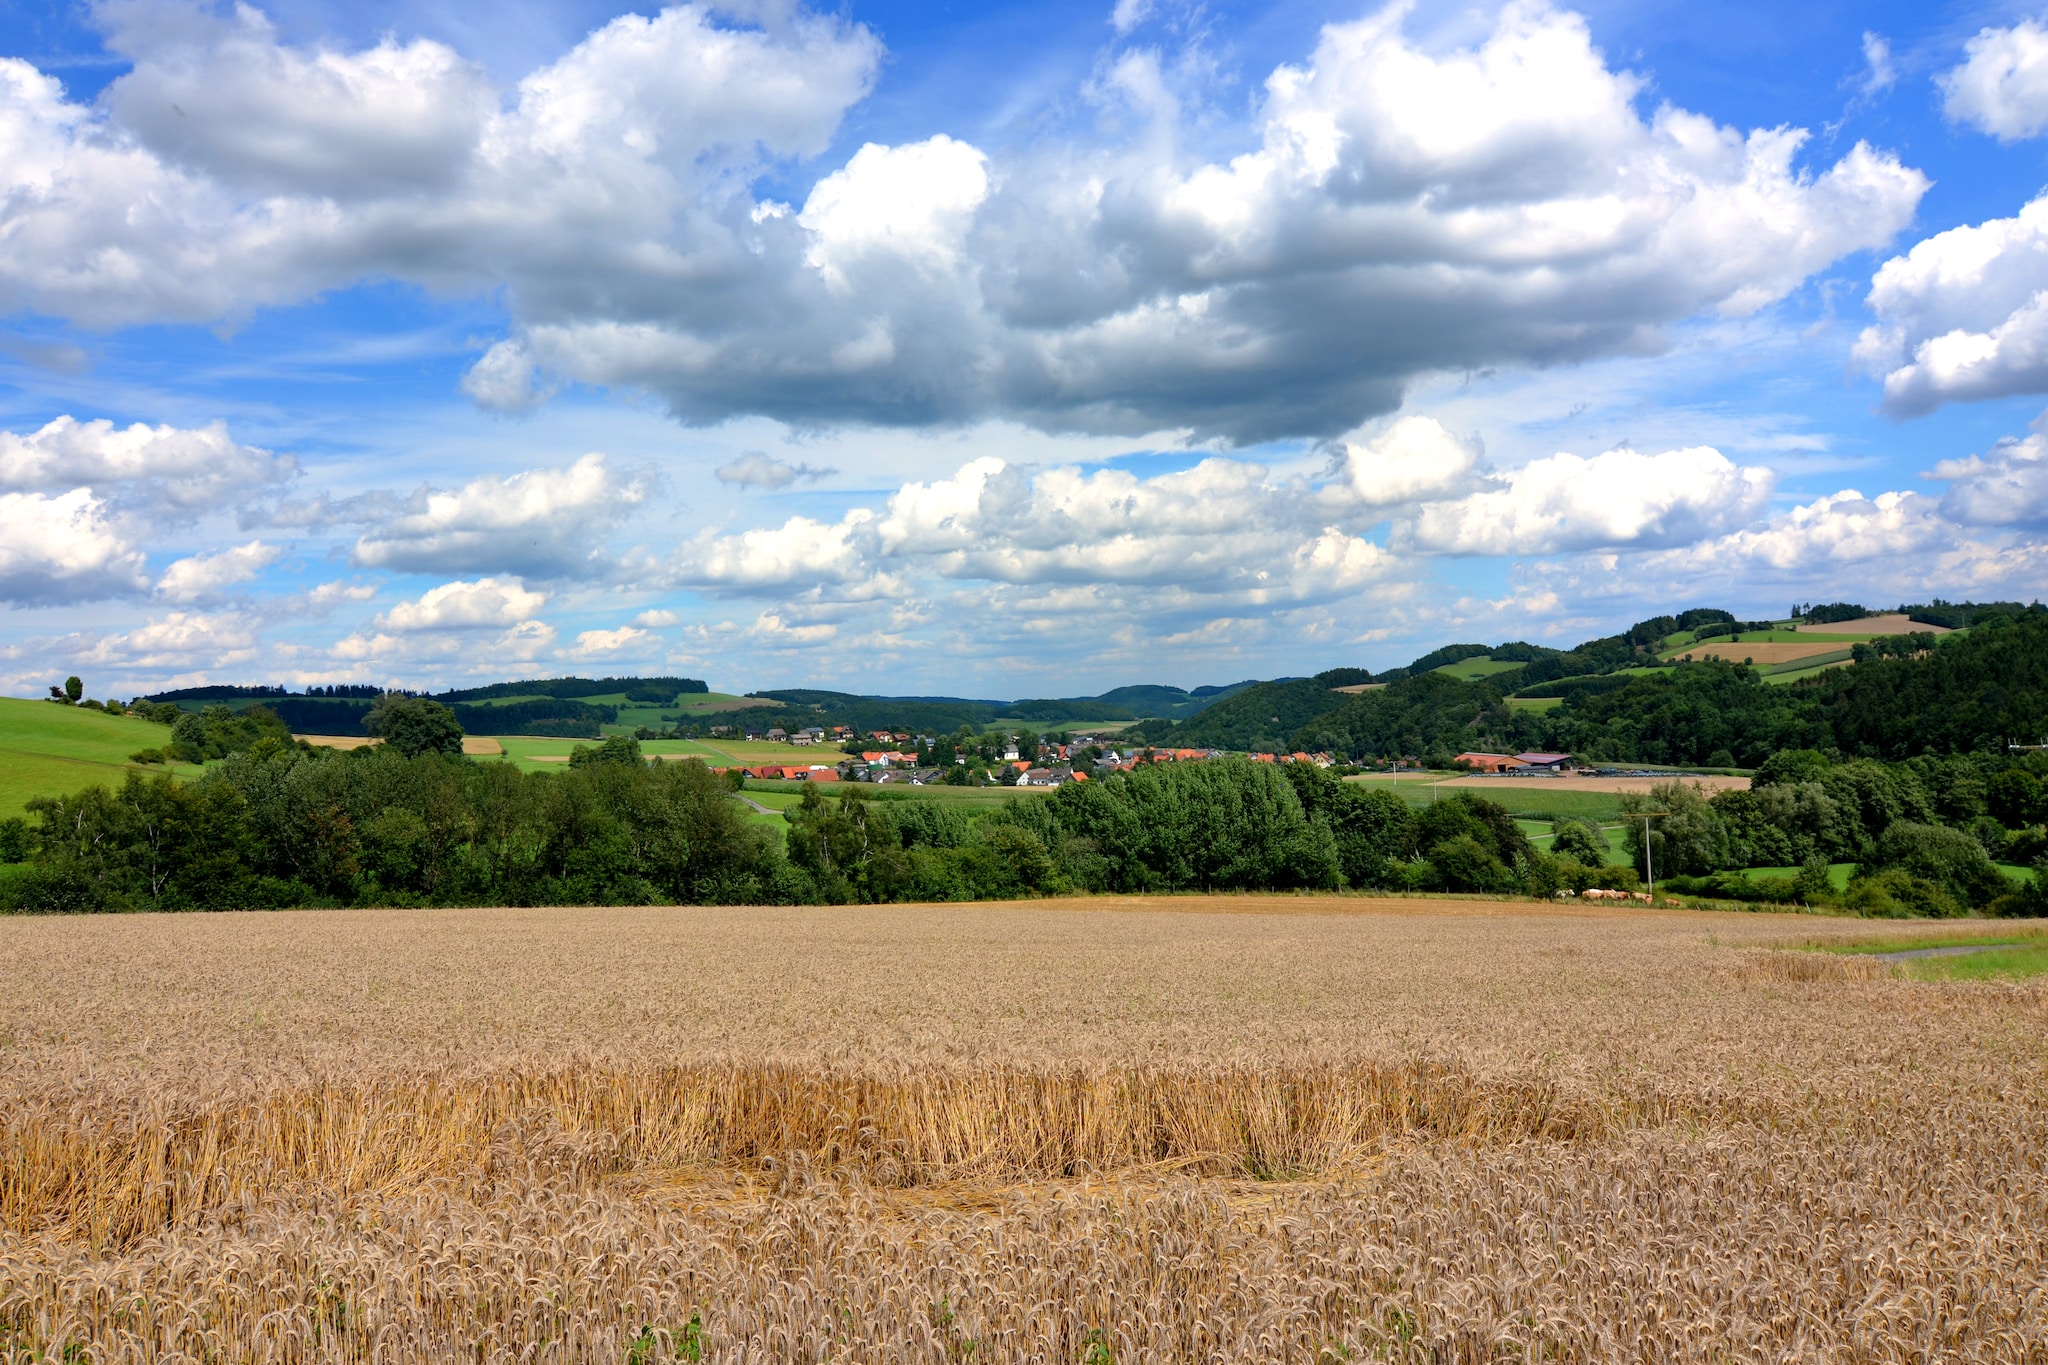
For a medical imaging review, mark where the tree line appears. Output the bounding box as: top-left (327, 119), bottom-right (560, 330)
top-left (0, 747), bottom-right (1629, 911)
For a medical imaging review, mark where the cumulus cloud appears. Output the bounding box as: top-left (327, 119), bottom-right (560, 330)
top-left (155, 540), bottom-right (281, 602)
top-left (331, 617), bottom-right (559, 669)
top-left (374, 577), bottom-right (547, 631)
top-left (572, 626), bottom-right (652, 656)
top-left (1855, 194), bottom-right (2048, 414)
top-left (797, 135), bottom-right (989, 287)
top-left (674, 452), bottom-right (1397, 606)
top-left (1338, 417), bottom-right (1481, 507)
top-left (76, 610), bottom-right (262, 672)
top-left (460, 340), bottom-right (555, 413)
top-left (686, 510), bottom-right (879, 590)
top-left (0, 417), bottom-right (295, 517)
top-left (713, 451), bottom-right (837, 488)
top-left (1636, 488), bottom-right (1947, 578)
top-left (0, 2), bottom-right (1924, 442)
top-left (0, 5), bottom-right (880, 328)
top-left (1410, 446), bottom-right (1772, 555)
top-left (1940, 19), bottom-right (2048, 141)
top-left (350, 453), bottom-right (650, 577)
top-left (632, 608), bottom-right (680, 627)
top-left (0, 488), bottom-right (151, 604)
top-left (1932, 423), bottom-right (2048, 527)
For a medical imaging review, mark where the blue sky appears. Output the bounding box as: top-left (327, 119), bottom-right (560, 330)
top-left (3, 0), bottom-right (2048, 698)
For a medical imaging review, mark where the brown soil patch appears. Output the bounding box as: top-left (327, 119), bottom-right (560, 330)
top-left (1444, 773), bottom-right (1751, 793)
top-left (295, 733), bottom-right (376, 749)
top-left (1794, 613), bottom-right (1947, 635)
top-left (297, 734), bottom-right (502, 755)
top-left (1673, 640), bottom-right (1850, 665)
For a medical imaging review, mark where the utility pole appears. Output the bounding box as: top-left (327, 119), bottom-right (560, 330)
top-left (1637, 810), bottom-right (1671, 900)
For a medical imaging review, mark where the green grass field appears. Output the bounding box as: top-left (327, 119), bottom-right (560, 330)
top-left (1506, 696), bottom-right (1562, 713)
top-left (1412, 786), bottom-right (1631, 824)
top-left (1764, 657), bottom-right (1856, 686)
top-left (0, 697), bottom-right (203, 819)
top-left (1430, 656), bottom-right (1527, 681)
top-left (1819, 927), bottom-right (2048, 981)
top-left (1740, 863), bottom-right (1856, 890)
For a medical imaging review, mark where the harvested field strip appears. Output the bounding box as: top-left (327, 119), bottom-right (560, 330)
top-left (3, 1119), bottom-right (2044, 1363)
top-left (3, 1062), bottom-right (1627, 1247)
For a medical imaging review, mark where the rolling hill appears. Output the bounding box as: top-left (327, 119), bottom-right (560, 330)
top-left (0, 697), bottom-right (199, 820)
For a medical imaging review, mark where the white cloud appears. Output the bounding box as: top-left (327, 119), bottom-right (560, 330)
top-left (0, 488), bottom-right (150, 604)
top-left (0, 5), bottom-right (880, 327)
top-left (350, 453), bottom-right (649, 577)
top-left (1932, 423), bottom-right (2048, 528)
top-left (686, 510), bottom-right (879, 590)
top-left (331, 617), bottom-right (558, 669)
top-left (632, 608), bottom-right (680, 627)
top-left (572, 626), bottom-right (652, 656)
top-left (1640, 488), bottom-right (1945, 575)
top-left (460, 340), bottom-right (555, 413)
top-left (1860, 32), bottom-right (1896, 98)
top-left (0, 2), bottom-right (1924, 443)
top-left (1857, 194), bottom-right (2048, 414)
top-left (77, 610), bottom-right (262, 671)
top-left (103, 6), bottom-right (496, 197)
top-left (1339, 417), bottom-right (1481, 507)
top-left (1940, 19), bottom-right (2048, 140)
top-left (674, 451), bottom-right (1399, 606)
top-left (1110, 0), bottom-right (1155, 36)
top-left (375, 576), bottom-right (547, 631)
top-left (713, 451), bottom-right (837, 488)
top-left (307, 580), bottom-right (379, 609)
top-left (798, 135), bottom-right (989, 287)
top-left (155, 540), bottom-right (281, 602)
top-left (0, 416), bottom-right (295, 517)
top-left (1410, 446), bottom-right (1772, 555)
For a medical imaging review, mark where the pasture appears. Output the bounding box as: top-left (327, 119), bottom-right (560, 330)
top-left (0, 697), bottom-right (199, 820)
top-left (2, 898), bottom-right (2043, 1361)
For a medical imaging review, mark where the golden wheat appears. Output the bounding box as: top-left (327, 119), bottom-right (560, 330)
top-left (3, 898), bottom-right (2044, 1362)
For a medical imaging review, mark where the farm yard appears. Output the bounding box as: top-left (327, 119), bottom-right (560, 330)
top-left (2, 898), bottom-right (2044, 1362)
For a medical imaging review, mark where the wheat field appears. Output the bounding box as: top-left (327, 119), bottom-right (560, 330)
top-left (2, 898), bottom-right (2044, 1362)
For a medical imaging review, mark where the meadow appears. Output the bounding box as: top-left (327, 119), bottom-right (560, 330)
top-left (2, 898), bottom-right (2043, 1362)
top-left (0, 698), bottom-right (200, 821)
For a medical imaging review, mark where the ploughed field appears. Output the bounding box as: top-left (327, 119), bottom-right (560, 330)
top-left (2, 900), bottom-right (2044, 1362)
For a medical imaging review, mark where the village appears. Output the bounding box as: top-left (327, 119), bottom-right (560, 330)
top-left (705, 722), bottom-right (1587, 786)
top-left (697, 721), bottom-right (1335, 785)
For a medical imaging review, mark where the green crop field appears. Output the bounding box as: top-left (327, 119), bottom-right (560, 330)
top-left (0, 697), bottom-right (203, 820)
top-left (1764, 657), bottom-right (1855, 686)
top-left (1430, 656), bottom-right (1526, 681)
top-left (1372, 782), bottom-right (1631, 824)
top-left (1506, 695), bottom-right (1562, 712)
top-left (667, 692), bottom-right (779, 713)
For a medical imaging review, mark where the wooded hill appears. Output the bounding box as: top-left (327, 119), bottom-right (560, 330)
top-left (1131, 602), bottom-right (2048, 763)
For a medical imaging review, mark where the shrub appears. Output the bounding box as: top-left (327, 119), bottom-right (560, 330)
top-left (1870, 821), bottom-right (2009, 909)
top-left (1549, 817), bottom-right (1607, 866)
top-left (1843, 868), bottom-right (1965, 919)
